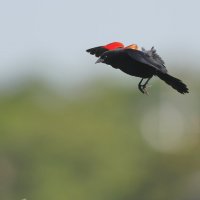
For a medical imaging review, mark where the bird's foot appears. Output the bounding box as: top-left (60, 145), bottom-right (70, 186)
top-left (143, 85), bottom-right (152, 95)
top-left (139, 85), bottom-right (151, 95)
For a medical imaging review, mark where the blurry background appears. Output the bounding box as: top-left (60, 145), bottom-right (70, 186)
top-left (0, 0), bottom-right (200, 200)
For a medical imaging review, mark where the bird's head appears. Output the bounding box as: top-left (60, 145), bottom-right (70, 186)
top-left (95, 48), bottom-right (123, 65)
top-left (95, 51), bottom-right (114, 64)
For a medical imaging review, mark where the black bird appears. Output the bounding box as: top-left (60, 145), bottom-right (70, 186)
top-left (95, 48), bottom-right (189, 94)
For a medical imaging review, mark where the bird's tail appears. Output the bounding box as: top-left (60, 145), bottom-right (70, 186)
top-left (156, 72), bottom-right (189, 94)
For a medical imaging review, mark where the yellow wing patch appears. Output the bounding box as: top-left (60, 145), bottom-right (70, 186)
top-left (125, 44), bottom-right (140, 50)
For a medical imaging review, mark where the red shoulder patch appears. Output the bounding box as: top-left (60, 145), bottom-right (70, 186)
top-left (103, 42), bottom-right (124, 50)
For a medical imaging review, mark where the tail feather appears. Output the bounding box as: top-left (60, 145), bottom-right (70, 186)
top-left (157, 72), bottom-right (189, 94)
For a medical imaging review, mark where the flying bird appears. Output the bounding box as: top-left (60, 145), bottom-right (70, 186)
top-left (87, 42), bottom-right (189, 94)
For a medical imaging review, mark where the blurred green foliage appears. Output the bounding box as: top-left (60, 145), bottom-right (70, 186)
top-left (0, 79), bottom-right (199, 200)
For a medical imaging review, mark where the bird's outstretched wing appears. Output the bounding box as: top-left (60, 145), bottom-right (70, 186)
top-left (86, 46), bottom-right (108, 57)
top-left (125, 49), bottom-right (168, 73)
top-left (86, 42), bottom-right (125, 57)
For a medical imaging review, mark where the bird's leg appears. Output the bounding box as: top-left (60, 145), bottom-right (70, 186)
top-left (138, 79), bottom-right (144, 94)
top-left (138, 78), bottom-right (152, 95)
top-left (141, 78), bottom-right (152, 95)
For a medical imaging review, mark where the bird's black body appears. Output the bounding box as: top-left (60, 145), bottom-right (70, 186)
top-left (95, 48), bottom-right (189, 94)
top-left (102, 49), bottom-right (157, 78)
top-left (100, 49), bottom-right (166, 77)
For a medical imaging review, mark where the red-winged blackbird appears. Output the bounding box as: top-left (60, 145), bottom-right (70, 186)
top-left (87, 42), bottom-right (189, 94)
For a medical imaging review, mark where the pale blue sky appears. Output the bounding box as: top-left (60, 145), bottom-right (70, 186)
top-left (0, 0), bottom-right (199, 89)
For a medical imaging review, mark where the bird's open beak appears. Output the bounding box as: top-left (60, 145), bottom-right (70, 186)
top-left (95, 58), bottom-right (104, 64)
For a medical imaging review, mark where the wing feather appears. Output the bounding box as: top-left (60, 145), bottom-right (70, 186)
top-left (125, 49), bottom-right (168, 73)
top-left (86, 46), bottom-right (108, 57)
